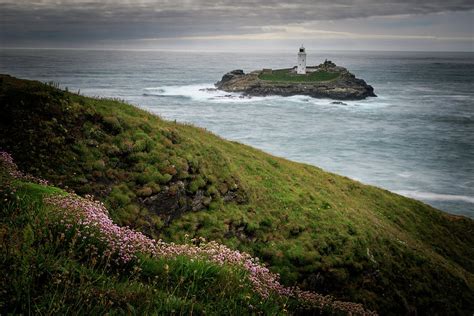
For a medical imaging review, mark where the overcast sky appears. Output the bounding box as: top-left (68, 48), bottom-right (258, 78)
top-left (1, 0), bottom-right (473, 51)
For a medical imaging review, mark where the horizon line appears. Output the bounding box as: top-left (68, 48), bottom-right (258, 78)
top-left (1, 46), bottom-right (473, 54)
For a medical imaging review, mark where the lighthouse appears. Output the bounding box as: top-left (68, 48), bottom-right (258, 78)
top-left (297, 45), bottom-right (306, 74)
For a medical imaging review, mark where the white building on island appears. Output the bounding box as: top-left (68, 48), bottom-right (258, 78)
top-left (297, 45), bottom-right (306, 74)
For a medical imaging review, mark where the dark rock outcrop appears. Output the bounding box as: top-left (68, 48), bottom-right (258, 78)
top-left (215, 63), bottom-right (376, 100)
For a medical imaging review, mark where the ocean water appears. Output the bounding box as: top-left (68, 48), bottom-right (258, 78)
top-left (1, 49), bottom-right (473, 218)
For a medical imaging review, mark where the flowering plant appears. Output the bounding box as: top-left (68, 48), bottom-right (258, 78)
top-left (1, 151), bottom-right (376, 315)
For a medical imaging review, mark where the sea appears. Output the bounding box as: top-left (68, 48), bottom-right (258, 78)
top-left (1, 48), bottom-right (473, 218)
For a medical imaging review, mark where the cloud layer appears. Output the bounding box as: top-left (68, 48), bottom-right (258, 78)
top-left (1, 0), bottom-right (473, 50)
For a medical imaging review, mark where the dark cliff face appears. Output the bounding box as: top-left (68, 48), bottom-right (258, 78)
top-left (216, 69), bottom-right (245, 86)
top-left (215, 65), bottom-right (376, 101)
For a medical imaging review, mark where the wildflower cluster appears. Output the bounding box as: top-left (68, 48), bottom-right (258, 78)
top-left (45, 194), bottom-right (157, 263)
top-left (44, 191), bottom-right (375, 315)
top-left (0, 151), bottom-right (48, 185)
top-left (1, 151), bottom-right (376, 315)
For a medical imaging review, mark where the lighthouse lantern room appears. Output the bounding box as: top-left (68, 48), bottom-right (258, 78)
top-left (297, 45), bottom-right (306, 74)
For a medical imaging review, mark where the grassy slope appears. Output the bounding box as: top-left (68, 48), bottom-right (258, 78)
top-left (1, 74), bottom-right (473, 314)
top-left (258, 69), bottom-right (340, 82)
top-left (0, 171), bottom-right (297, 315)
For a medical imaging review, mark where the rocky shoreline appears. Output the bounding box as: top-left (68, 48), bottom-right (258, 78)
top-left (215, 61), bottom-right (376, 100)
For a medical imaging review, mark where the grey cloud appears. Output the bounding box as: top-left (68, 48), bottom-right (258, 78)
top-left (0, 0), bottom-right (473, 47)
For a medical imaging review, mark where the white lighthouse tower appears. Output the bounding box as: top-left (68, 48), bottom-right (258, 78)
top-left (297, 45), bottom-right (306, 74)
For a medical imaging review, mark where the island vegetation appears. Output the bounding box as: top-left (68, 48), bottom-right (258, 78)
top-left (258, 68), bottom-right (340, 83)
top-left (0, 74), bottom-right (473, 315)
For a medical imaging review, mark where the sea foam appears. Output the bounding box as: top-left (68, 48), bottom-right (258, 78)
top-left (395, 191), bottom-right (474, 204)
top-left (142, 84), bottom-right (376, 108)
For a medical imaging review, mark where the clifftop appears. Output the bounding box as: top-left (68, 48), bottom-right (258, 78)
top-left (215, 60), bottom-right (376, 100)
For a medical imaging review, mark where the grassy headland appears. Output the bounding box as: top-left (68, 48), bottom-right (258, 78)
top-left (0, 74), bottom-right (473, 314)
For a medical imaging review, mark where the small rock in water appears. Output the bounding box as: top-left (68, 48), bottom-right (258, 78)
top-left (199, 88), bottom-right (217, 92)
top-left (331, 101), bottom-right (348, 105)
top-left (215, 94), bottom-right (235, 99)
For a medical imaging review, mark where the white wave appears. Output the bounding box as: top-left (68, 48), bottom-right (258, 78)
top-left (394, 190), bottom-right (474, 204)
top-left (397, 172), bottom-right (412, 178)
top-left (143, 83), bottom-right (339, 104)
top-left (143, 84), bottom-right (276, 103)
top-left (142, 84), bottom-right (388, 109)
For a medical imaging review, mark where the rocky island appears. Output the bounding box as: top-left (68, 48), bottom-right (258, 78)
top-left (216, 60), bottom-right (376, 100)
top-left (215, 47), bottom-right (376, 100)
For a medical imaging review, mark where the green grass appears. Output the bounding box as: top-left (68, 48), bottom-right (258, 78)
top-left (258, 69), bottom-right (340, 83)
top-left (1, 74), bottom-right (473, 315)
